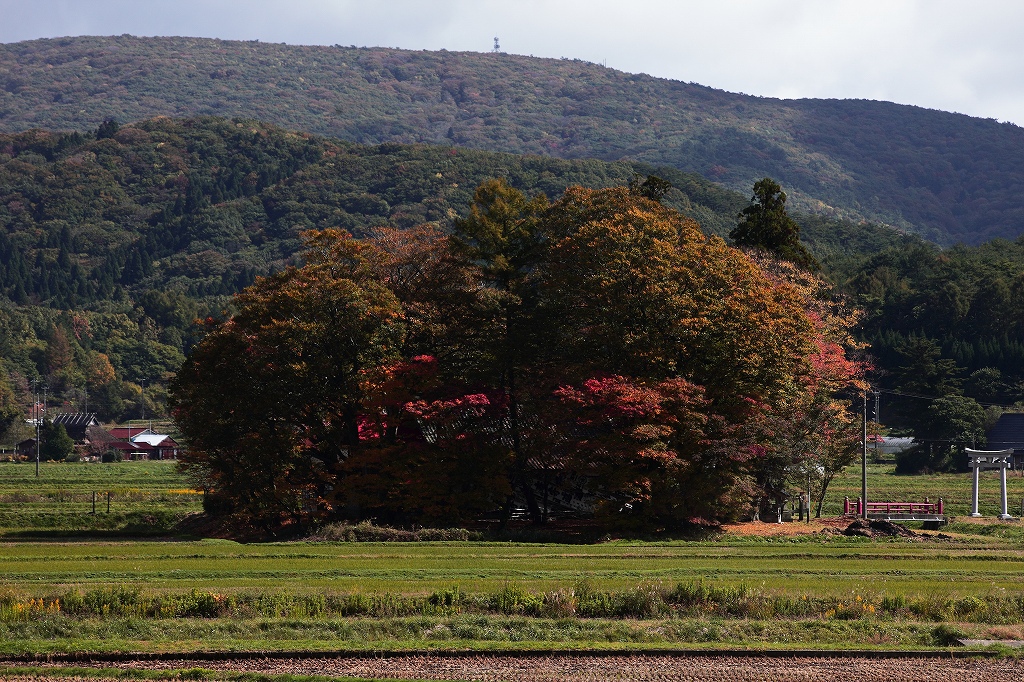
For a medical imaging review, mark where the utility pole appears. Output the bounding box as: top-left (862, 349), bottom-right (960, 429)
top-left (37, 384), bottom-right (48, 477)
top-left (873, 391), bottom-right (880, 462)
top-left (140, 378), bottom-right (146, 422)
top-left (861, 389), bottom-right (868, 519)
top-left (32, 379), bottom-right (39, 478)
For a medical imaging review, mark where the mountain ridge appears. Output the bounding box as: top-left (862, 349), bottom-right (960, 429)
top-left (2, 35), bottom-right (1023, 245)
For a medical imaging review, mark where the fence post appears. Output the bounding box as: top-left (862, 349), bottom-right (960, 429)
top-left (91, 491), bottom-right (96, 515)
top-left (106, 491), bottom-right (111, 513)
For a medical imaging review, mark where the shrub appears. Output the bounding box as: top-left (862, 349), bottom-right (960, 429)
top-left (310, 521), bottom-right (475, 542)
top-left (541, 588), bottom-right (578, 618)
top-left (931, 623), bottom-right (966, 646)
top-left (427, 586), bottom-right (462, 615)
top-left (574, 577), bottom-right (613, 617)
top-left (492, 582), bottom-right (542, 615)
top-left (614, 582), bottom-right (669, 618)
top-left (202, 491), bottom-right (234, 516)
top-left (101, 450), bottom-right (123, 463)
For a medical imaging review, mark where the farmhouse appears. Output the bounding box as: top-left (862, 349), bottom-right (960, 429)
top-left (15, 437), bottom-right (36, 459)
top-left (986, 412), bottom-right (1024, 469)
top-left (108, 427), bottom-right (181, 460)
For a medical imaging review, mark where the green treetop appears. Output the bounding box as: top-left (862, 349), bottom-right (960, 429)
top-left (731, 178), bottom-right (818, 269)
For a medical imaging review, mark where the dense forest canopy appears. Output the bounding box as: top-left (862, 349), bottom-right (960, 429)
top-left (0, 116), bottom-right (1021, 481)
top-left (1, 36), bottom-right (1024, 245)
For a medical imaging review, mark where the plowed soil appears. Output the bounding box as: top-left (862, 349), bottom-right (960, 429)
top-left (35, 653), bottom-right (1024, 682)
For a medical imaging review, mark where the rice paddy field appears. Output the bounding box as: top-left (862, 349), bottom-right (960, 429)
top-left (2, 460), bottom-right (1024, 657)
top-left (0, 460), bottom-right (201, 535)
top-left (1, 457), bottom-right (1023, 532)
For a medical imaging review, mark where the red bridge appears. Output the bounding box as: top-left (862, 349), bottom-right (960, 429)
top-left (843, 497), bottom-right (946, 524)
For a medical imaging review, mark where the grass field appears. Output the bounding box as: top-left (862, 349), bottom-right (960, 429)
top-left (2, 461), bottom-right (1024, 654)
top-left (2, 538), bottom-right (1024, 596)
top-left (2, 535), bottom-right (1024, 653)
top-left (0, 461), bottom-right (201, 534)
top-left (2, 458), bottom-right (1023, 532)
top-left (827, 462), bottom-right (1024, 517)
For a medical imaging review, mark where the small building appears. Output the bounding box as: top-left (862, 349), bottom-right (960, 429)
top-left (107, 440), bottom-right (146, 460)
top-left (131, 433), bottom-right (180, 460)
top-left (986, 413), bottom-right (1024, 469)
top-left (108, 427), bottom-right (180, 460)
top-left (51, 413), bottom-right (100, 443)
top-left (16, 438), bottom-right (37, 459)
top-left (872, 436), bottom-right (915, 456)
top-left (108, 427), bottom-right (154, 441)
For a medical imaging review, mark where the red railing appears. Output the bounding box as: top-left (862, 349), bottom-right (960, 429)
top-left (843, 497), bottom-right (944, 516)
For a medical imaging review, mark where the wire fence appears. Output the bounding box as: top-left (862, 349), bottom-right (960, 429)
top-left (0, 488), bottom-right (203, 514)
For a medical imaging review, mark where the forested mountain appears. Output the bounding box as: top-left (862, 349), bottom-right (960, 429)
top-left (0, 116), bottom-right (770, 425)
top-left (2, 36), bottom-right (1024, 245)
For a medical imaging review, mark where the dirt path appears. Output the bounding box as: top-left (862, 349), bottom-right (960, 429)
top-left (35, 653), bottom-right (1023, 682)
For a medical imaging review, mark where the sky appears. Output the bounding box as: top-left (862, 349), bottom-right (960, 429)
top-left (2, 0), bottom-right (1023, 125)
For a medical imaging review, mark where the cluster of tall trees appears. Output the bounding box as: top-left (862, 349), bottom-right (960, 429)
top-left (172, 180), bottom-right (866, 528)
top-left (835, 236), bottom-right (1024, 471)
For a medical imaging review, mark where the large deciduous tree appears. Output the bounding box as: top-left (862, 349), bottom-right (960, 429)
top-left (171, 230), bottom-right (405, 521)
top-left (173, 180), bottom-right (865, 530)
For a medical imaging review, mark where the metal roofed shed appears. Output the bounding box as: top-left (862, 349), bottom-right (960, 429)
top-left (986, 413), bottom-right (1024, 469)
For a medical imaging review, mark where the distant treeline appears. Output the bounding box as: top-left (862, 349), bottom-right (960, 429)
top-left (4, 36), bottom-right (1024, 245)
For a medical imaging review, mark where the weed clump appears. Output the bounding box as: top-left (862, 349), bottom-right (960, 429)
top-left (309, 521), bottom-right (476, 542)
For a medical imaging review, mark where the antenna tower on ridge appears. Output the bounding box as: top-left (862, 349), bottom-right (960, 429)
top-left (493, 37), bottom-right (500, 53)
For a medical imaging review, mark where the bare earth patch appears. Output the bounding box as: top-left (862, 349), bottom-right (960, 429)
top-left (40, 654), bottom-right (1024, 682)
top-left (722, 517), bottom-right (849, 536)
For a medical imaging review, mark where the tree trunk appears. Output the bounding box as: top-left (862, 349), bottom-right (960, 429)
top-left (815, 473), bottom-right (836, 518)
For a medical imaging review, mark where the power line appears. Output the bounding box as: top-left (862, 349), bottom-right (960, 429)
top-left (875, 387), bottom-right (1017, 410)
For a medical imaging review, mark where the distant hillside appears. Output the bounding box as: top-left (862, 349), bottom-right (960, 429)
top-left (2, 36), bottom-right (1023, 245)
top-left (0, 116), bottom-right (773, 422)
top-left (0, 116), bottom-right (753, 310)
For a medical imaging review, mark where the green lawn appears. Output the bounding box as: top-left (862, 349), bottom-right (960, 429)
top-left (1, 458), bottom-right (1021, 533)
top-left (0, 538), bottom-right (1022, 596)
top-left (827, 462), bottom-right (1024, 517)
top-left (0, 460), bottom-right (201, 534)
top-left (1, 537), bottom-right (1023, 653)
top-left (2, 460), bottom-right (1024, 653)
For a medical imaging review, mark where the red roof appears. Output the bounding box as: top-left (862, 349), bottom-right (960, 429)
top-left (108, 427), bottom-right (152, 441)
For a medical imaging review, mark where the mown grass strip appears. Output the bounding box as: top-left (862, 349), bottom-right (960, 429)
top-left (0, 666), bottom-right (432, 682)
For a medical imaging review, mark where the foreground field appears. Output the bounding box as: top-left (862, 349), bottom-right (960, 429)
top-left (2, 534), bottom-right (1024, 654)
top-left (6, 653), bottom-right (1024, 682)
top-left (3, 461), bottom-right (1024, 655)
top-left (4, 537), bottom-right (1024, 595)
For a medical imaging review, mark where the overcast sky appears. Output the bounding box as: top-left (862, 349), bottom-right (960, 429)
top-left (2, 0), bottom-right (1022, 125)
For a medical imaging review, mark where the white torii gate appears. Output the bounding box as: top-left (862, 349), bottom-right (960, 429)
top-left (965, 448), bottom-right (1014, 520)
